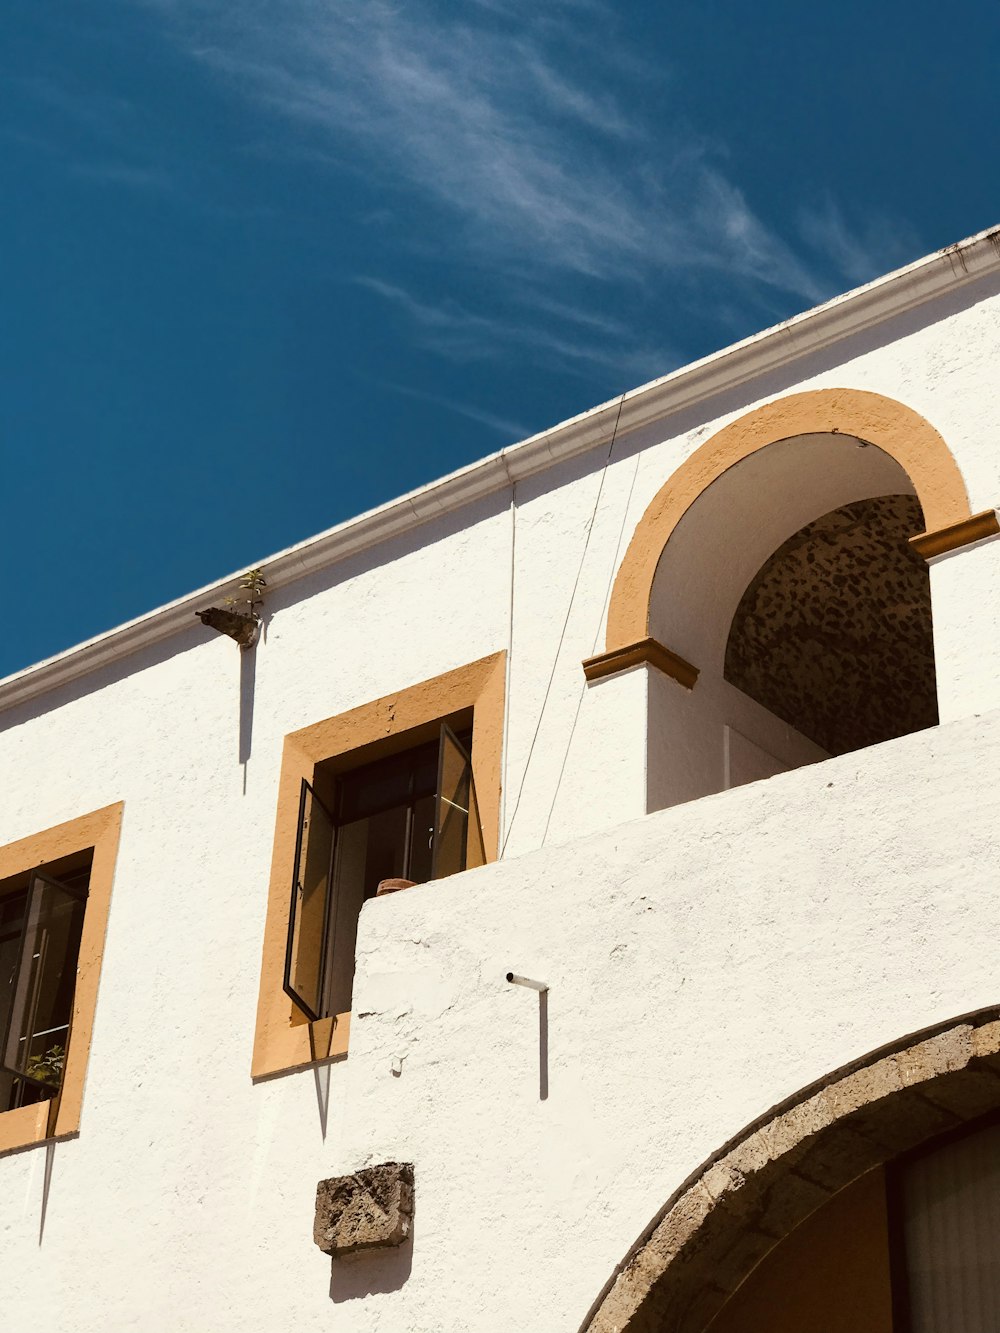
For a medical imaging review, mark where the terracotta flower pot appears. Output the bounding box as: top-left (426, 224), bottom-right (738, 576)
top-left (375, 878), bottom-right (417, 898)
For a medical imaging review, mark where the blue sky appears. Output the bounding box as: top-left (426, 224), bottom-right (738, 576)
top-left (3, 0), bottom-right (998, 676)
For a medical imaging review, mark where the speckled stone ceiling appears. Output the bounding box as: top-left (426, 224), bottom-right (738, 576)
top-left (724, 494), bottom-right (937, 757)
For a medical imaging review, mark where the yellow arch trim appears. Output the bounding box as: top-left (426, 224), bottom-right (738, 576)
top-left (605, 388), bottom-right (972, 652)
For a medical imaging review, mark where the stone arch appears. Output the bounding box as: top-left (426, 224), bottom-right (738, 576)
top-left (579, 1008), bottom-right (1000, 1333)
top-left (605, 389), bottom-right (973, 654)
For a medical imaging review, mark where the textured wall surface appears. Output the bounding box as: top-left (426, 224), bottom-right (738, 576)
top-left (345, 707), bottom-right (1000, 1333)
top-left (0, 273), bottom-right (998, 1331)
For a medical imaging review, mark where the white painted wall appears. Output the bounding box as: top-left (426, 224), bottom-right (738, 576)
top-left (342, 707), bottom-right (1000, 1333)
top-left (541, 665), bottom-right (650, 846)
top-left (930, 531), bottom-right (1000, 722)
top-left (647, 668), bottom-right (828, 811)
top-left (0, 270), bottom-right (999, 1331)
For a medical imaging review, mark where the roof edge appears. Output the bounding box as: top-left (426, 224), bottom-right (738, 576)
top-left (4, 224), bottom-right (999, 713)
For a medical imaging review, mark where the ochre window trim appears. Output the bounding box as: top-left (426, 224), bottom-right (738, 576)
top-left (0, 803), bottom-right (123, 1157)
top-left (252, 652), bottom-right (506, 1080)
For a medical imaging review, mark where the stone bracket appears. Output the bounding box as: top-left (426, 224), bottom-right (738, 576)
top-left (314, 1162), bottom-right (414, 1257)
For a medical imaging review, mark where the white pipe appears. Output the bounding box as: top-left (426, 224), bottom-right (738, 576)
top-left (506, 972), bottom-right (548, 992)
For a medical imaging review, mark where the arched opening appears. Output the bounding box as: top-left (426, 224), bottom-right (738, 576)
top-left (723, 493), bottom-right (937, 758)
top-left (580, 1010), bottom-right (1000, 1333)
top-left (606, 388), bottom-right (973, 653)
top-left (706, 1114), bottom-right (1000, 1333)
top-left (644, 431), bottom-right (939, 811)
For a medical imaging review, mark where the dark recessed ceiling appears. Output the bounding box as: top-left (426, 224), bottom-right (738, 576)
top-left (725, 494), bottom-right (937, 756)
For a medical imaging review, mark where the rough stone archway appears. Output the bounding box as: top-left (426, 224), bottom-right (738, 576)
top-left (580, 1008), bottom-right (1000, 1333)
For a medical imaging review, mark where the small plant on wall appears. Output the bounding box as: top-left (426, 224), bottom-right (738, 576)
top-left (26, 1043), bottom-right (65, 1088)
top-left (227, 568), bottom-right (267, 611)
top-left (195, 568), bottom-right (267, 649)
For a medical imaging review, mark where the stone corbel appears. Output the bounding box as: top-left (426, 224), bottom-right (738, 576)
top-left (314, 1162), bottom-right (415, 1257)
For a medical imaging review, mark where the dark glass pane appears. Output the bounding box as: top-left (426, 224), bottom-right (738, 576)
top-left (284, 781), bottom-right (336, 1021)
top-left (408, 793), bottom-right (435, 885)
top-left (337, 739), bottom-right (441, 823)
top-left (0, 892), bottom-right (27, 1111)
top-left (901, 1120), bottom-right (1000, 1331)
top-left (0, 891), bottom-right (27, 1045)
top-left (409, 742), bottom-right (443, 806)
top-left (362, 806), bottom-right (409, 895)
top-left (11, 1078), bottom-right (49, 1109)
top-left (1, 874), bottom-right (85, 1092)
top-left (433, 724), bottom-right (473, 880)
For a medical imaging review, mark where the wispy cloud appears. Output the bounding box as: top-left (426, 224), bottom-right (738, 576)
top-left (797, 196), bottom-right (922, 288)
top-left (355, 276), bottom-right (675, 382)
top-left (137, 0), bottom-right (920, 388)
top-left (369, 377), bottom-right (531, 440)
top-left (155, 0), bottom-right (828, 302)
top-left (70, 161), bottom-right (174, 192)
top-left (10, 74), bottom-right (134, 135)
top-left (7, 72), bottom-right (176, 197)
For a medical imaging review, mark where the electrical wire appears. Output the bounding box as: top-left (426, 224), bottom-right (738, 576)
top-left (501, 392), bottom-right (627, 858)
top-left (498, 453), bottom-right (517, 840)
top-left (540, 445), bottom-right (641, 847)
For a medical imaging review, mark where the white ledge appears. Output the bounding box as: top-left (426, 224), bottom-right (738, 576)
top-left (3, 224), bottom-right (1000, 714)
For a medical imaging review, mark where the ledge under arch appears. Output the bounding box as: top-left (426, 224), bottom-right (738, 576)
top-left (579, 1006), bottom-right (1000, 1333)
top-left (605, 388), bottom-right (982, 654)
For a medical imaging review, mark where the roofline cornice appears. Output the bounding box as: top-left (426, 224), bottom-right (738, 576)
top-left (4, 224), bottom-right (999, 713)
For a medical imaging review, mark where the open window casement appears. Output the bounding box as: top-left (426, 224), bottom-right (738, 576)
top-left (433, 724), bottom-right (485, 878)
top-left (1, 871), bottom-right (87, 1098)
top-left (284, 781), bottom-right (336, 1024)
top-left (283, 723), bottom-right (485, 1023)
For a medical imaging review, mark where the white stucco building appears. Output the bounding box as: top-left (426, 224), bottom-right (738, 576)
top-left (3, 226), bottom-right (1000, 1333)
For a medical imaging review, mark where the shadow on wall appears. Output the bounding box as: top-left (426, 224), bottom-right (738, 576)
top-left (0, 621), bottom-right (206, 736)
top-left (239, 641), bottom-right (256, 772)
top-left (329, 1227), bottom-right (414, 1303)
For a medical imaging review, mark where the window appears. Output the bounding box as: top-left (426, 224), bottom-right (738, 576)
top-left (891, 1117), bottom-right (1000, 1331)
top-left (0, 856), bottom-right (90, 1113)
top-left (284, 723), bottom-right (484, 1023)
top-left (0, 803), bottom-right (122, 1156)
top-left (252, 653), bottom-right (505, 1079)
